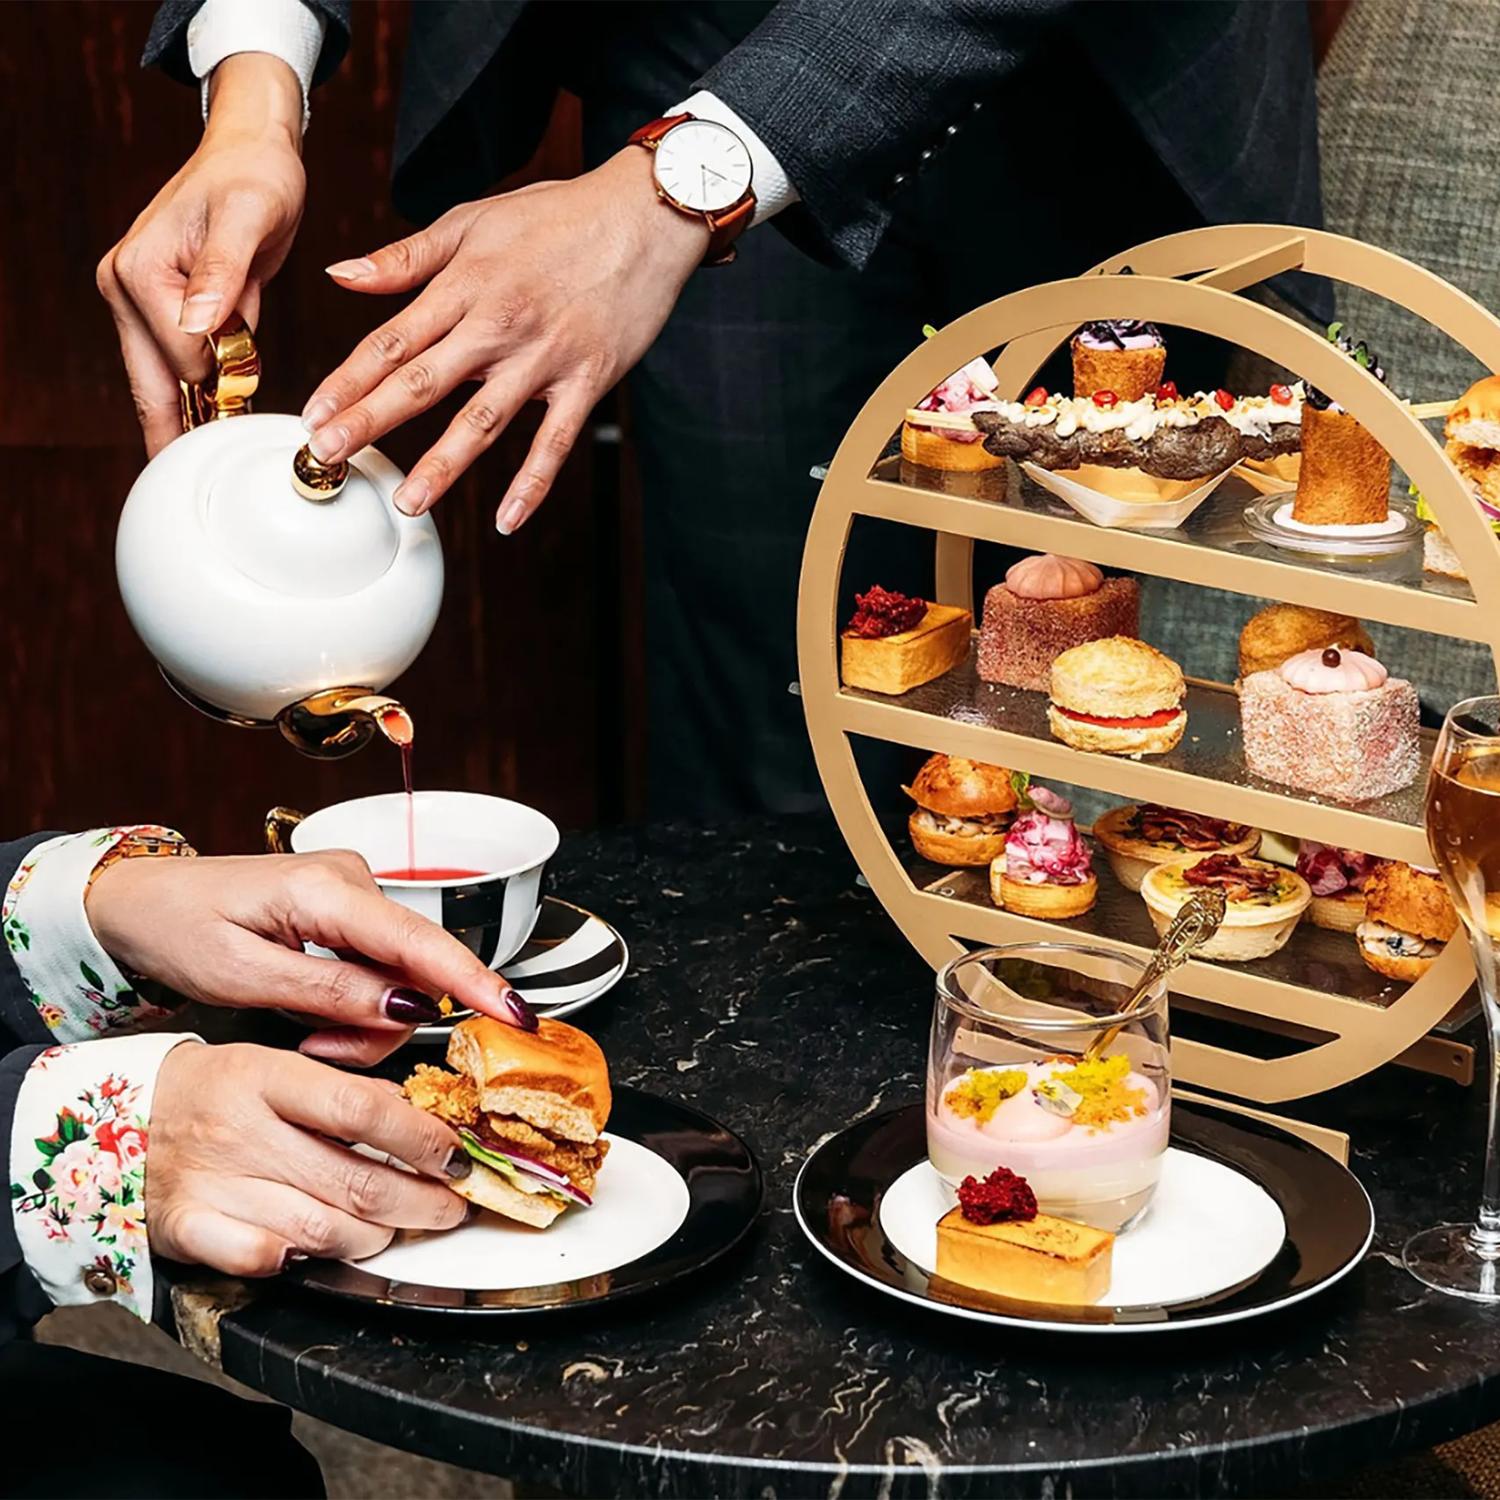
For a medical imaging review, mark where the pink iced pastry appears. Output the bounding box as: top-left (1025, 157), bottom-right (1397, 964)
top-left (1004, 792), bottom-right (1093, 886)
top-left (911, 356), bottom-right (999, 443)
top-left (977, 557), bottom-right (1139, 692)
top-left (926, 1056), bottom-right (1168, 1231)
top-left (1240, 648), bottom-right (1419, 802)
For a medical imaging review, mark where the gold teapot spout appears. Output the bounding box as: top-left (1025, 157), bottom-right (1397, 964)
top-left (275, 687), bottom-right (413, 759)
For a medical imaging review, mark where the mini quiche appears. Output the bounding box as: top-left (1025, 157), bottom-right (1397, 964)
top-left (1141, 852), bottom-right (1311, 962)
top-left (1093, 803), bottom-right (1261, 892)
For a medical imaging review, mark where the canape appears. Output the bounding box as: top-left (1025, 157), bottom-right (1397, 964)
top-left (1140, 853), bottom-right (1311, 962)
top-left (840, 585), bottom-right (971, 695)
top-left (1297, 842), bottom-right (1379, 933)
top-left (989, 785), bottom-right (1097, 918)
top-left (1291, 327), bottom-right (1391, 527)
top-left (1093, 803), bottom-right (1260, 893)
top-left (1071, 317), bottom-right (1167, 402)
top-left (1357, 862), bottom-right (1459, 981)
top-left (902, 355), bottom-right (1006, 471)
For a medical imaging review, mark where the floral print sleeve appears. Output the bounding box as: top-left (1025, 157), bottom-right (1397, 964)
top-left (9, 1032), bottom-right (199, 1320)
top-left (2, 828), bottom-right (185, 1041)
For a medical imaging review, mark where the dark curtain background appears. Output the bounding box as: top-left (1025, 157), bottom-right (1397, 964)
top-left (0, 1), bottom-right (646, 851)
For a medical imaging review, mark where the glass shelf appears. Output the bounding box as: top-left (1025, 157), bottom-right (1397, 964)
top-left (859, 456), bottom-right (1484, 642)
top-left (837, 654), bottom-right (1436, 866)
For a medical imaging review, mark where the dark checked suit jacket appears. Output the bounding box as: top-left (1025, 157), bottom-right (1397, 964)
top-left (144, 0), bottom-right (1324, 289)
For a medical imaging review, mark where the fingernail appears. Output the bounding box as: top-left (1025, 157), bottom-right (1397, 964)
top-left (382, 987), bottom-right (441, 1023)
top-left (309, 424), bottom-right (348, 463)
top-left (179, 292), bottom-right (222, 334)
top-left (502, 987), bottom-right (539, 1032)
top-left (282, 1249), bottom-right (309, 1270)
top-left (393, 476), bottom-right (429, 516)
top-left (496, 498), bottom-right (528, 536)
top-left (326, 257), bottom-right (376, 281)
top-left (444, 1148), bottom-right (472, 1180)
top-left (301, 396), bottom-right (336, 432)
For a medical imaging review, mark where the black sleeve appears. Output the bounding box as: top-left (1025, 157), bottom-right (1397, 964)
top-left (698, 0), bottom-right (1074, 270)
top-left (142, 0), bottom-right (352, 88)
top-left (0, 834), bottom-right (68, 1342)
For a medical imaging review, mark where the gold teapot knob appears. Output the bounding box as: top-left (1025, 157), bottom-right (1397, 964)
top-left (180, 313), bottom-right (259, 431)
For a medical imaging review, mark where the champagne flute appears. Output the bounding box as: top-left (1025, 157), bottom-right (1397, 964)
top-left (1404, 696), bottom-right (1500, 1299)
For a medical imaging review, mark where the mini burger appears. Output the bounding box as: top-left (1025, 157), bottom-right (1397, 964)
top-left (1421, 373), bottom-right (1500, 580)
top-left (1048, 637), bottom-right (1187, 757)
top-left (1357, 862), bottom-right (1459, 982)
top-left (405, 1016), bottom-right (610, 1227)
top-left (904, 753), bottom-right (1018, 866)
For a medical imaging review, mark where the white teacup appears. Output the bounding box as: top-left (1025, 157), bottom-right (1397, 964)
top-left (267, 791), bottom-right (560, 970)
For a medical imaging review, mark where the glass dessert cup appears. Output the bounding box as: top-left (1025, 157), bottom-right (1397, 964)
top-left (928, 944), bottom-right (1170, 1233)
top-left (1404, 696), bottom-right (1500, 1301)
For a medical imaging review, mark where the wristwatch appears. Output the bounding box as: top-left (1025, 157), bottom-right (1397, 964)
top-left (629, 114), bottom-right (756, 266)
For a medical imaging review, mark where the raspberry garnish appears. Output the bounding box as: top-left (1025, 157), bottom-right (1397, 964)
top-left (845, 585), bottom-right (927, 640)
top-left (956, 1166), bottom-right (1038, 1225)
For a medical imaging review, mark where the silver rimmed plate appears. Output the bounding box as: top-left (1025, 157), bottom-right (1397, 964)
top-left (793, 1101), bottom-right (1372, 1333)
top-left (414, 896), bottom-right (628, 1039)
top-left (282, 1087), bottom-right (762, 1314)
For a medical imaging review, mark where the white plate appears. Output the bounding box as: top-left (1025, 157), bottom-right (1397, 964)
top-left (879, 1151), bottom-right (1285, 1309)
top-left (348, 1135), bottom-right (689, 1290)
top-left (1023, 461), bottom-right (1234, 530)
top-left (1242, 492), bottom-right (1423, 557)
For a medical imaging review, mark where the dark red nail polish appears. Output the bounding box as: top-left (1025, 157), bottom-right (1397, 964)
top-left (383, 987), bottom-right (441, 1023)
top-left (502, 988), bottom-right (539, 1031)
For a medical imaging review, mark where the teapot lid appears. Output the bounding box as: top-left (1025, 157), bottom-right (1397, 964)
top-left (200, 416), bottom-right (403, 599)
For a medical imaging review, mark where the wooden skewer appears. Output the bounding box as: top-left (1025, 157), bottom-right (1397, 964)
top-left (1407, 399), bottom-right (1456, 420)
top-left (902, 408), bottom-right (982, 431)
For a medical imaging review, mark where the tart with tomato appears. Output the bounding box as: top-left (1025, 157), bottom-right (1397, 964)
top-left (1047, 637), bottom-right (1187, 757)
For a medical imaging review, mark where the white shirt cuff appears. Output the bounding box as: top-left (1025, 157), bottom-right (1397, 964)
top-left (2, 829), bottom-right (182, 1042)
top-left (11, 1032), bottom-right (202, 1321)
top-left (188, 0), bottom-right (327, 133)
top-left (670, 90), bottom-right (798, 229)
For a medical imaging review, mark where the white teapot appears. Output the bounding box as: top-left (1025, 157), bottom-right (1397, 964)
top-left (115, 317), bottom-right (443, 757)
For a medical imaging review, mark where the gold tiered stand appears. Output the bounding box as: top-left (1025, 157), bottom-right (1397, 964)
top-left (797, 226), bottom-right (1500, 1159)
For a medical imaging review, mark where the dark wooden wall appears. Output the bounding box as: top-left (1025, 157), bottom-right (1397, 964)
top-left (0, 1), bottom-right (641, 852)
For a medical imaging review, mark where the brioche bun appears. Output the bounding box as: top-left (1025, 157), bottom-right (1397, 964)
top-left (1447, 439), bottom-right (1500, 510)
top-left (1237, 604), bottom-right (1375, 680)
top-left (448, 1016), bottom-right (611, 1144)
top-left (1362, 863), bottom-right (1458, 943)
top-left (910, 816), bottom-right (1007, 867)
top-left (1049, 637), bottom-right (1184, 719)
top-left (904, 755), bottom-right (1017, 818)
top-left (901, 422), bottom-right (1005, 472)
top-left (449, 1160), bottom-right (566, 1228)
top-left (1445, 374), bottom-right (1500, 451)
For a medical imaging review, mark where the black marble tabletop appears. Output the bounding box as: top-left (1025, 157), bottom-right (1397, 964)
top-left (168, 816), bottom-right (1500, 1499)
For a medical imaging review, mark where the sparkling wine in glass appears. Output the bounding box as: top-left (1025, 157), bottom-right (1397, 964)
top-left (1404, 696), bottom-right (1500, 1299)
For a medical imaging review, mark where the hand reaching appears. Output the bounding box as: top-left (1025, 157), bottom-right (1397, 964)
top-left (302, 148), bottom-right (710, 533)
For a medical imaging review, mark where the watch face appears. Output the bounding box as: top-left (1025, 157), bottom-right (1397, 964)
top-left (653, 120), bottom-right (753, 213)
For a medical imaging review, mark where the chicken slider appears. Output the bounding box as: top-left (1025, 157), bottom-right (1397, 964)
top-left (405, 1016), bottom-right (610, 1228)
top-left (904, 753), bottom-right (1018, 866)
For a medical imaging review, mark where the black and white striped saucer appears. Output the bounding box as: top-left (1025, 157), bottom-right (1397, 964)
top-left (414, 896), bottom-right (628, 1040)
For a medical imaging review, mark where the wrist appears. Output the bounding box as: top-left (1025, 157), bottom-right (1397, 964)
top-left (603, 147), bottom-right (711, 277)
top-left (204, 53), bottom-right (303, 154)
top-left (84, 857), bottom-right (156, 977)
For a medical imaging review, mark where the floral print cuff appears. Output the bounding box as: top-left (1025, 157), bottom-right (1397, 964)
top-left (2, 828), bottom-right (183, 1042)
top-left (10, 1032), bottom-right (199, 1320)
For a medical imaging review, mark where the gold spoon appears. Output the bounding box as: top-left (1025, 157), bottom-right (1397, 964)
top-left (1084, 888), bottom-right (1227, 1062)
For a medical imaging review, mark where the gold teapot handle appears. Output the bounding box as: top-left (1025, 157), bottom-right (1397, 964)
top-left (264, 806), bottom-right (306, 854)
top-left (180, 313), bottom-right (259, 431)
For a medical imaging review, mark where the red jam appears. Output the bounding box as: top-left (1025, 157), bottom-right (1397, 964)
top-left (1214, 388), bottom-right (1235, 411)
top-left (1024, 386), bottom-right (1049, 407)
top-left (845, 586), bottom-right (927, 639)
top-left (957, 1167), bottom-right (1038, 1225)
top-left (1156, 380), bottom-right (1179, 402)
top-left (1270, 383), bottom-right (1293, 405)
top-left (1092, 389), bottom-right (1119, 409)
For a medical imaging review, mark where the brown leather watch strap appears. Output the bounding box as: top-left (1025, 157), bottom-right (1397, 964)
top-left (629, 114), bottom-right (755, 268)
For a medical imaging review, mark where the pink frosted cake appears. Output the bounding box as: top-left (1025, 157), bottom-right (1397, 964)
top-left (977, 554), bottom-right (1140, 692)
top-left (1240, 647), bottom-right (1419, 802)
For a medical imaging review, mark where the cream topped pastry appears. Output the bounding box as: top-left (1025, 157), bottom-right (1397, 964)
top-left (927, 1055), bottom-right (1168, 1231)
top-left (978, 554), bottom-right (1138, 693)
top-left (1241, 645), bottom-right (1419, 803)
top-left (1277, 646), bottom-right (1389, 694)
top-left (1072, 309), bottom-right (1167, 402)
top-left (991, 785), bottom-right (1097, 918)
top-left (1075, 319), bottom-right (1163, 351)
